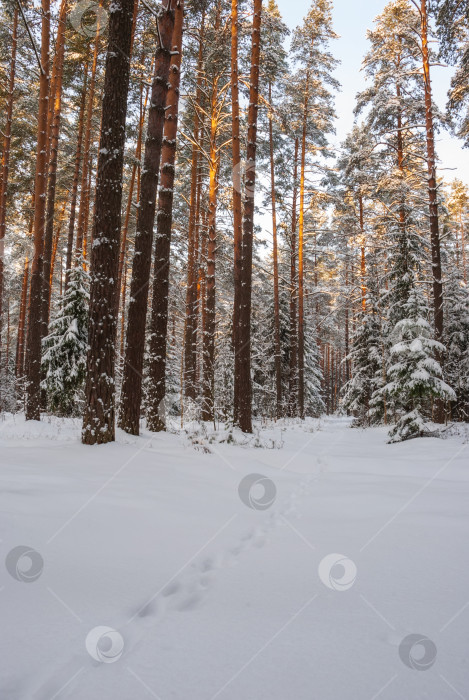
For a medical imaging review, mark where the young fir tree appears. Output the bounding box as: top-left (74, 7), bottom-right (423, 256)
top-left (41, 260), bottom-right (90, 416)
top-left (444, 272), bottom-right (469, 420)
top-left (384, 285), bottom-right (455, 442)
top-left (342, 281), bottom-right (383, 426)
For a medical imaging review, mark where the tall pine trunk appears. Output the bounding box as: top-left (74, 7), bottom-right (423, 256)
top-left (231, 0), bottom-right (243, 423)
top-left (82, 0), bottom-right (134, 445)
top-left (420, 0), bottom-right (445, 422)
top-left (289, 137), bottom-right (299, 417)
top-left (42, 0), bottom-right (67, 335)
top-left (0, 8), bottom-right (18, 376)
top-left (118, 0), bottom-right (176, 435)
top-left (16, 257), bottom-right (29, 379)
top-left (298, 90), bottom-right (308, 420)
top-left (183, 11), bottom-right (205, 401)
top-left (268, 81), bottom-right (282, 418)
top-left (236, 0), bottom-right (262, 433)
top-left (146, 0), bottom-right (184, 432)
top-left (25, 0), bottom-right (50, 420)
top-left (65, 67), bottom-right (88, 288)
top-left (75, 12), bottom-right (102, 257)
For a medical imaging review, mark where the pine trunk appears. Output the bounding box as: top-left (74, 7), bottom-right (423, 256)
top-left (118, 0), bottom-right (176, 435)
top-left (289, 137), bottom-right (299, 417)
top-left (75, 13), bottom-right (102, 257)
top-left (236, 0), bottom-right (262, 433)
top-left (16, 257), bottom-right (29, 378)
top-left (183, 12), bottom-right (204, 401)
top-left (25, 0), bottom-right (50, 420)
top-left (420, 0), bottom-right (445, 423)
top-left (202, 50), bottom-right (221, 423)
top-left (146, 0), bottom-right (184, 432)
top-left (0, 8), bottom-right (18, 375)
top-left (269, 81), bottom-right (282, 418)
top-left (42, 0), bottom-right (67, 336)
top-left (231, 0), bottom-right (243, 423)
top-left (65, 66), bottom-right (88, 288)
top-left (298, 96), bottom-right (308, 420)
top-left (82, 0), bottom-right (134, 444)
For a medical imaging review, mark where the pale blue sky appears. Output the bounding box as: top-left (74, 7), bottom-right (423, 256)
top-left (276, 0), bottom-right (469, 184)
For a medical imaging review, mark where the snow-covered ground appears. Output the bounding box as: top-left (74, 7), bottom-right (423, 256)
top-left (1, 414), bottom-right (468, 700)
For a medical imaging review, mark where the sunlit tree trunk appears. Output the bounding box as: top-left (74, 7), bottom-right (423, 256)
top-left (184, 11), bottom-right (205, 401)
top-left (298, 89), bottom-right (308, 419)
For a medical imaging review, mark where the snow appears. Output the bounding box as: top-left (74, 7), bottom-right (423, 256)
top-left (1, 415), bottom-right (468, 699)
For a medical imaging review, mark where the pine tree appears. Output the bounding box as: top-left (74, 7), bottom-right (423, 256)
top-left (41, 260), bottom-right (89, 415)
top-left (433, 0), bottom-right (469, 145)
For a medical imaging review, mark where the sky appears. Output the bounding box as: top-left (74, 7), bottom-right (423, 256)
top-left (275, 0), bottom-right (469, 185)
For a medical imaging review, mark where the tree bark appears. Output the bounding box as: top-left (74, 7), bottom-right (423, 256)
top-left (146, 0), bottom-right (184, 432)
top-left (202, 24), bottom-right (222, 422)
top-left (65, 66), bottom-right (88, 288)
top-left (16, 257), bottom-right (29, 378)
top-left (25, 0), bottom-right (50, 420)
top-left (42, 0), bottom-right (67, 335)
top-left (420, 0), bottom-right (445, 423)
top-left (269, 81), bottom-right (282, 418)
top-left (75, 8), bottom-right (103, 257)
top-left (82, 0), bottom-right (135, 444)
top-left (231, 0), bottom-right (243, 423)
top-left (289, 137), bottom-right (299, 417)
top-left (0, 8), bottom-right (18, 377)
top-left (236, 0), bottom-right (262, 433)
top-left (183, 10), bottom-right (205, 401)
top-left (298, 92), bottom-right (308, 419)
top-left (118, 0), bottom-right (176, 435)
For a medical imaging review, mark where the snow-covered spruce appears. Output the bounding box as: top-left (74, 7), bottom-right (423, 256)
top-left (381, 286), bottom-right (455, 442)
top-left (41, 259), bottom-right (90, 416)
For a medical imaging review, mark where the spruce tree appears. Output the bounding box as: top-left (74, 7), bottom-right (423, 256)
top-left (41, 260), bottom-right (89, 416)
top-left (384, 286), bottom-right (455, 442)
